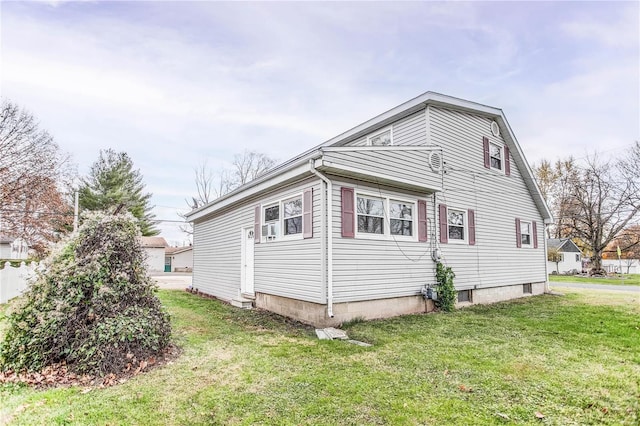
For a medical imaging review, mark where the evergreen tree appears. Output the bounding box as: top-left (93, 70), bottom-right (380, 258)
top-left (79, 149), bottom-right (159, 236)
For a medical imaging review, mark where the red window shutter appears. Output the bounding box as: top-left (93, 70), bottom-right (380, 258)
top-left (532, 220), bottom-right (538, 248)
top-left (483, 136), bottom-right (490, 169)
top-left (504, 146), bottom-right (511, 176)
top-left (418, 200), bottom-right (428, 242)
top-left (341, 187), bottom-right (355, 238)
top-left (515, 218), bottom-right (521, 248)
top-left (254, 205), bottom-right (261, 244)
top-left (439, 204), bottom-right (448, 244)
top-left (303, 188), bottom-right (313, 239)
top-left (468, 209), bottom-right (476, 246)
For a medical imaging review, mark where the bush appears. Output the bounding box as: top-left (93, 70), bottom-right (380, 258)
top-left (0, 212), bottom-right (171, 376)
top-left (435, 262), bottom-right (456, 312)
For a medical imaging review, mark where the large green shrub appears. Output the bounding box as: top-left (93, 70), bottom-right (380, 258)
top-left (0, 212), bottom-right (171, 375)
top-left (435, 261), bottom-right (456, 312)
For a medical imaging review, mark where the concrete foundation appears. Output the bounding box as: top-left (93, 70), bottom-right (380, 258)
top-left (255, 282), bottom-right (546, 327)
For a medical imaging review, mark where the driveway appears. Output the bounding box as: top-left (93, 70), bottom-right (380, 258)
top-left (151, 272), bottom-right (192, 290)
top-left (550, 282), bottom-right (640, 293)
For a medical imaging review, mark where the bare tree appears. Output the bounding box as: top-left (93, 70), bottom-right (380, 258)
top-left (564, 153), bottom-right (640, 274)
top-left (0, 100), bottom-right (74, 252)
top-left (232, 150), bottom-right (276, 186)
top-left (533, 157), bottom-right (579, 238)
top-left (547, 247), bottom-right (563, 274)
top-left (181, 152), bottom-right (276, 236)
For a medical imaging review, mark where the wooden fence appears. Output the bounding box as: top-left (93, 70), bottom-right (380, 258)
top-left (0, 261), bottom-right (38, 304)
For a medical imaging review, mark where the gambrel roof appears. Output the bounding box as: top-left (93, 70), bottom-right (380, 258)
top-left (187, 92), bottom-right (553, 224)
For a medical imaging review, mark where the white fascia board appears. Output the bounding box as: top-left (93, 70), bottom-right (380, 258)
top-left (186, 157), bottom-right (319, 222)
top-left (315, 158), bottom-right (442, 193)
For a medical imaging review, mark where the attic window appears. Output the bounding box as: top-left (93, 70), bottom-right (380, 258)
top-left (491, 121), bottom-right (500, 137)
top-left (367, 127), bottom-right (393, 146)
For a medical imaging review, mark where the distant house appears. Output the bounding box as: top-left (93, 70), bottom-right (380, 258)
top-left (187, 92), bottom-right (553, 327)
top-left (140, 236), bottom-right (168, 272)
top-left (165, 246), bottom-right (193, 272)
top-left (0, 235), bottom-right (29, 260)
top-left (547, 238), bottom-right (582, 274)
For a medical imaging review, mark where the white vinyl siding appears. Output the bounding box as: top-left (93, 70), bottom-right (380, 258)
top-left (429, 106), bottom-right (546, 290)
top-left (332, 179), bottom-right (436, 303)
top-left (345, 111), bottom-right (427, 147)
top-left (193, 178), bottom-right (323, 304)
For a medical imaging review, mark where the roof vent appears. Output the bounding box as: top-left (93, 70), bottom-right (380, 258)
top-left (491, 121), bottom-right (500, 137)
top-left (429, 151), bottom-right (443, 172)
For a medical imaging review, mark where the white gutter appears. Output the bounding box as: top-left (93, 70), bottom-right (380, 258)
top-left (543, 225), bottom-right (550, 293)
top-left (309, 159), bottom-right (334, 318)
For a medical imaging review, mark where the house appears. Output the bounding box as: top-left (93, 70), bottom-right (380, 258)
top-left (0, 235), bottom-right (29, 260)
top-left (547, 238), bottom-right (583, 274)
top-left (165, 246), bottom-right (193, 272)
top-left (140, 236), bottom-right (168, 272)
top-left (186, 92), bottom-right (553, 327)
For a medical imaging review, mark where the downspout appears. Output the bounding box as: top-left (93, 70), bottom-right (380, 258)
top-left (309, 158), bottom-right (334, 318)
top-left (543, 224), bottom-right (550, 293)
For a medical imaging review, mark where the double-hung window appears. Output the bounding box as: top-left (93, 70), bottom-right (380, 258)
top-left (447, 209), bottom-right (466, 241)
top-left (390, 201), bottom-right (413, 236)
top-left (262, 204), bottom-right (280, 241)
top-left (357, 196), bottom-right (384, 234)
top-left (520, 221), bottom-right (532, 246)
top-left (283, 197), bottom-right (303, 235)
top-left (489, 143), bottom-right (502, 170)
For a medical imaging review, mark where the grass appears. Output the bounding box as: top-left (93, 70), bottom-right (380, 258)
top-left (1, 289), bottom-right (639, 425)
top-left (549, 274), bottom-right (640, 286)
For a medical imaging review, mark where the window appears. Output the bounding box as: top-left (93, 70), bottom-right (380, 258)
top-left (447, 209), bottom-right (466, 241)
top-left (367, 127), bottom-right (392, 146)
top-left (458, 290), bottom-right (472, 303)
top-left (489, 142), bottom-right (502, 170)
top-left (283, 197), bottom-right (302, 235)
top-left (559, 253), bottom-right (564, 262)
top-left (523, 283), bottom-right (532, 294)
top-left (390, 201), bottom-right (413, 236)
top-left (575, 254), bottom-right (581, 262)
top-left (520, 221), bottom-right (531, 246)
top-left (357, 196), bottom-right (384, 234)
top-left (261, 194), bottom-right (303, 241)
top-left (262, 204), bottom-right (280, 241)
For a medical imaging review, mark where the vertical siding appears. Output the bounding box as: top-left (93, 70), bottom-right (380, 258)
top-left (429, 106), bottom-right (546, 289)
top-left (330, 178), bottom-right (437, 303)
top-left (346, 111), bottom-right (427, 147)
top-left (192, 178), bottom-right (324, 304)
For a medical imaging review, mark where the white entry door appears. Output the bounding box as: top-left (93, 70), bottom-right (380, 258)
top-left (241, 227), bottom-right (255, 295)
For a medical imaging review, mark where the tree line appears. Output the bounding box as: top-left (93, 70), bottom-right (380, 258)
top-left (533, 143), bottom-right (640, 274)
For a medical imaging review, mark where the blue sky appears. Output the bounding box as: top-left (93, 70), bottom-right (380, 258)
top-left (1, 1), bottom-right (638, 244)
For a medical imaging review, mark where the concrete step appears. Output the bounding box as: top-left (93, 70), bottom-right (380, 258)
top-left (231, 297), bottom-right (254, 309)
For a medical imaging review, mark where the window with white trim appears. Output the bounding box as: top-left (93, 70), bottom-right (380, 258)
top-left (520, 221), bottom-right (532, 246)
top-left (390, 201), bottom-right (413, 236)
top-left (357, 195), bottom-right (384, 234)
top-left (283, 197), bottom-right (303, 235)
top-left (262, 194), bottom-right (303, 241)
top-left (447, 209), bottom-right (466, 241)
top-left (367, 127), bottom-right (393, 146)
top-left (489, 142), bottom-right (502, 171)
top-left (575, 254), bottom-right (581, 262)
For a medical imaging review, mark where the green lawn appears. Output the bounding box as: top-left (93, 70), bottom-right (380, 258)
top-left (549, 274), bottom-right (640, 286)
top-left (1, 289), bottom-right (639, 425)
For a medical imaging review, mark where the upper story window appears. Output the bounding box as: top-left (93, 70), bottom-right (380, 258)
top-left (357, 195), bottom-right (384, 234)
top-left (390, 201), bottom-right (413, 236)
top-left (367, 127), bottom-right (393, 146)
top-left (520, 221), bottom-right (532, 246)
top-left (447, 209), bottom-right (466, 241)
top-left (489, 143), bottom-right (502, 170)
